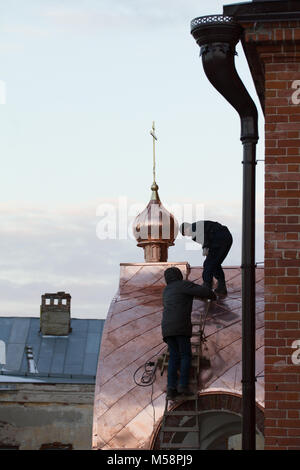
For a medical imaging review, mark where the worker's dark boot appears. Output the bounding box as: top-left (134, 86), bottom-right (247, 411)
top-left (214, 281), bottom-right (227, 296)
top-left (166, 388), bottom-right (178, 400)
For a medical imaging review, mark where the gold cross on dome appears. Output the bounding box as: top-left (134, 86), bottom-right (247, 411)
top-left (150, 121), bottom-right (158, 184)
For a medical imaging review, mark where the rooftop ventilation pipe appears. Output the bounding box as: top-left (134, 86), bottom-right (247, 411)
top-left (191, 15), bottom-right (259, 450)
top-left (25, 345), bottom-right (38, 374)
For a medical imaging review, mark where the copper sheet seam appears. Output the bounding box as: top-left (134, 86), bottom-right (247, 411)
top-left (192, 299), bottom-right (212, 373)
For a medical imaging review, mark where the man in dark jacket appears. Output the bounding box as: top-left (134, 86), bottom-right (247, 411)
top-left (162, 266), bottom-right (216, 400)
top-left (180, 221), bottom-right (233, 296)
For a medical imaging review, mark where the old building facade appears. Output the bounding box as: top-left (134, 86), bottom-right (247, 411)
top-left (0, 293), bottom-right (104, 450)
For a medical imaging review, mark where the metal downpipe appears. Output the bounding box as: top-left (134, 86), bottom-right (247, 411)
top-left (190, 15), bottom-right (259, 450)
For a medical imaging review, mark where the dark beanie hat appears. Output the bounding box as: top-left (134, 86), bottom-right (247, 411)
top-left (164, 267), bottom-right (183, 284)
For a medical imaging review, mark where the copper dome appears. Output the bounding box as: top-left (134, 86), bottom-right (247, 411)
top-left (133, 182), bottom-right (179, 262)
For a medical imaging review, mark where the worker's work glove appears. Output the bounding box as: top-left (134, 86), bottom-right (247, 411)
top-left (202, 247), bottom-right (209, 257)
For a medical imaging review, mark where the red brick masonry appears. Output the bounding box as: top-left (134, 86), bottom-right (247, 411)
top-left (243, 20), bottom-right (300, 450)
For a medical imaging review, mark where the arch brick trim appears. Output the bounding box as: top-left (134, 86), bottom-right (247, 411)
top-left (151, 392), bottom-right (264, 449)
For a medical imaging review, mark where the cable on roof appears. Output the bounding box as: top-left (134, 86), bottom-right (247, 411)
top-left (133, 344), bottom-right (167, 432)
top-left (133, 344), bottom-right (166, 388)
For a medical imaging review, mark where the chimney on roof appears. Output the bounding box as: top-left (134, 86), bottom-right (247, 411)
top-left (40, 291), bottom-right (71, 336)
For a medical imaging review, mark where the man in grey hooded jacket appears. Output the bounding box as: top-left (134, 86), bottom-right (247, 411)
top-left (162, 266), bottom-right (216, 400)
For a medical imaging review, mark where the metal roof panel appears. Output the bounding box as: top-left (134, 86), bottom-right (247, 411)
top-left (8, 318), bottom-right (30, 343)
top-left (0, 317), bottom-right (105, 382)
top-left (5, 343), bottom-right (25, 371)
top-left (0, 318), bottom-right (13, 343)
top-left (85, 333), bottom-right (101, 355)
top-left (83, 353), bottom-right (99, 376)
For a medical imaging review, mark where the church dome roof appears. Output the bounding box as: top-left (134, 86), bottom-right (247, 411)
top-left (133, 182), bottom-right (178, 247)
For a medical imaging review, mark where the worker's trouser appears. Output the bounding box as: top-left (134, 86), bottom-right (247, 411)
top-left (202, 228), bottom-right (233, 286)
top-left (165, 336), bottom-right (192, 389)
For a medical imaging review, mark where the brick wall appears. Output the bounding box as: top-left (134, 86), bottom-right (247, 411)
top-left (243, 21), bottom-right (300, 450)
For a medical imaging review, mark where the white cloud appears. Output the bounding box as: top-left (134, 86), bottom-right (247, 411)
top-left (2, 25), bottom-right (49, 36)
top-left (0, 201), bottom-right (144, 318)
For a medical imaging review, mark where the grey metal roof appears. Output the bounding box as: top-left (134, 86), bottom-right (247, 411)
top-left (0, 317), bottom-right (105, 383)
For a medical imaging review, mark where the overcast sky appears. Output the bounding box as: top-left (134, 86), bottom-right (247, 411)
top-left (0, 0), bottom-right (264, 319)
